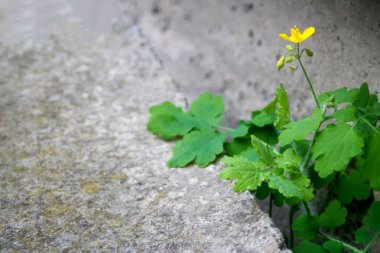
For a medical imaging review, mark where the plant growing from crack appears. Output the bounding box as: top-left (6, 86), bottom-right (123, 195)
top-left (147, 25), bottom-right (380, 252)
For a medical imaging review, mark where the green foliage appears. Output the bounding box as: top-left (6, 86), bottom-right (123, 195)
top-left (293, 241), bottom-right (326, 253)
top-left (279, 108), bottom-right (323, 147)
top-left (274, 83), bottom-right (291, 130)
top-left (147, 102), bottom-right (198, 140)
top-left (147, 82), bottom-right (380, 252)
top-left (293, 201), bottom-right (347, 240)
top-left (334, 170), bottom-right (372, 205)
top-left (311, 124), bottom-right (364, 178)
top-left (168, 129), bottom-right (226, 168)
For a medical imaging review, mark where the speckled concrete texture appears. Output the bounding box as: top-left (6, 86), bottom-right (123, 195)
top-left (0, 18), bottom-right (289, 253)
top-left (135, 0), bottom-right (380, 123)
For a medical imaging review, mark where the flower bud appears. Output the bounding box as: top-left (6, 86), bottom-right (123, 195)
top-left (277, 56), bottom-right (285, 71)
top-left (306, 49), bottom-right (314, 57)
top-left (288, 66), bottom-right (297, 71)
top-left (286, 45), bottom-right (293, 51)
top-left (285, 56), bottom-right (294, 63)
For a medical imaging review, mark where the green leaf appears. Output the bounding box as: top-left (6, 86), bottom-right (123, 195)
top-left (249, 125), bottom-right (278, 145)
top-left (224, 138), bottom-right (251, 157)
top-left (322, 240), bottom-right (343, 253)
top-left (318, 87), bottom-right (359, 106)
top-left (355, 227), bottom-right (372, 244)
top-left (251, 135), bottom-right (276, 165)
top-left (148, 102), bottom-right (197, 139)
top-left (318, 200), bottom-right (347, 229)
top-left (230, 120), bottom-right (250, 138)
top-left (275, 148), bottom-right (302, 175)
top-left (309, 167), bottom-right (335, 189)
top-left (333, 105), bottom-right (357, 122)
top-left (279, 108), bottom-right (323, 147)
top-left (312, 124), bottom-right (364, 178)
top-left (251, 100), bottom-right (276, 127)
top-left (293, 139), bottom-right (311, 157)
top-left (168, 129), bottom-right (226, 168)
top-left (293, 241), bottom-right (326, 253)
top-left (274, 83), bottom-right (290, 130)
top-left (334, 170), bottom-right (372, 205)
top-left (220, 156), bottom-right (268, 192)
top-left (359, 130), bottom-right (380, 190)
top-left (292, 216), bottom-right (320, 240)
top-left (239, 148), bottom-right (260, 162)
top-left (273, 190), bottom-right (285, 207)
top-left (255, 182), bottom-right (270, 200)
top-left (363, 201), bottom-right (380, 233)
top-left (353, 83), bottom-right (370, 109)
top-left (267, 174), bottom-right (313, 201)
top-left (188, 92), bottom-right (224, 128)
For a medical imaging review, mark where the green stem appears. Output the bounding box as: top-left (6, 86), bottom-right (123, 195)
top-left (269, 192), bottom-right (274, 218)
top-left (296, 44), bottom-right (320, 109)
top-left (360, 116), bottom-right (380, 137)
top-left (300, 107), bottom-right (327, 174)
top-left (320, 232), bottom-right (363, 253)
top-left (363, 231), bottom-right (379, 252)
top-left (302, 201), bottom-right (312, 216)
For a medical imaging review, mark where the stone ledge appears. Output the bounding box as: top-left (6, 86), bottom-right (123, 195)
top-left (0, 27), bottom-right (289, 252)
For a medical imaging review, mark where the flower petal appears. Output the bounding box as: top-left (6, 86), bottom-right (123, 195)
top-left (301, 27), bottom-right (315, 41)
top-left (279, 33), bottom-right (292, 42)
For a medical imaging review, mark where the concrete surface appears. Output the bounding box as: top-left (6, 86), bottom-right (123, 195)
top-left (0, 0), bottom-right (379, 251)
top-left (135, 0), bottom-right (380, 123)
top-left (0, 1), bottom-right (289, 252)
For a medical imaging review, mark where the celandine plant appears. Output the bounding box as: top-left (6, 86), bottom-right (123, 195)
top-left (147, 26), bottom-right (380, 252)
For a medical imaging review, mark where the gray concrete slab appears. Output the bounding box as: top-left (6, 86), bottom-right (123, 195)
top-left (0, 1), bottom-right (289, 252)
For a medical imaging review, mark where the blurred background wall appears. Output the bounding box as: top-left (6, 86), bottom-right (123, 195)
top-left (1, 0), bottom-right (379, 124)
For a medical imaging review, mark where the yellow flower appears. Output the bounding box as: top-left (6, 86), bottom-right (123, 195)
top-left (279, 26), bottom-right (315, 44)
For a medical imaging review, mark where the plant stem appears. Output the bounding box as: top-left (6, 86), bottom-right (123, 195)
top-left (363, 231), bottom-right (379, 252)
top-left (288, 205), bottom-right (299, 248)
top-left (302, 201), bottom-right (312, 216)
top-left (320, 232), bottom-right (363, 253)
top-left (269, 192), bottom-right (274, 218)
top-left (296, 44), bottom-right (320, 109)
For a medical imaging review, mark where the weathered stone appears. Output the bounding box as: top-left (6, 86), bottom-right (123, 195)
top-left (134, 0), bottom-right (380, 123)
top-left (0, 22), bottom-right (289, 253)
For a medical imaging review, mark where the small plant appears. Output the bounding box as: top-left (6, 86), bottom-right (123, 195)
top-left (147, 25), bottom-right (380, 252)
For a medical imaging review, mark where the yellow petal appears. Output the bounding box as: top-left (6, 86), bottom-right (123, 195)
top-left (279, 33), bottom-right (292, 42)
top-left (301, 27), bottom-right (315, 41)
top-left (291, 27), bottom-right (301, 39)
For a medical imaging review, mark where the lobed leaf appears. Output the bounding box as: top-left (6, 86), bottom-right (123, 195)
top-left (220, 156), bottom-right (268, 192)
top-left (359, 129), bottom-right (380, 190)
top-left (168, 129), bottom-right (226, 168)
top-left (267, 174), bottom-right (313, 201)
top-left (318, 87), bottom-right (359, 106)
top-left (293, 241), bottom-right (326, 253)
top-left (274, 83), bottom-right (290, 130)
top-left (292, 216), bottom-right (320, 240)
top-left (322, 240), bottom-right (343, 253)
top-left (148, 102), bottom-right (198, 139)
top-left (334, 170), bottom-right (371, 204)
top-left (312, 124), bottom-right (364, 178)
top-left (188, 92), bottom-right (224, 128)
top-left (318, 200), bottom-right (347, 229)
top-left (279, 108), bottom-right (323, 147)
top-left (333, 105), bottom-right (357, 122)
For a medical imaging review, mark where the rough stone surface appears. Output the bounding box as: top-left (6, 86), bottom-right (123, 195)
top-left (0, 13), bottom-right (289, 253)
top-left (134, 0), bottom-right (380, 123)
